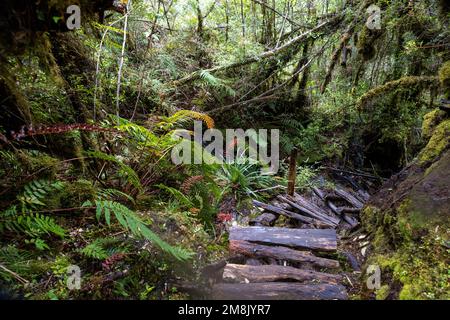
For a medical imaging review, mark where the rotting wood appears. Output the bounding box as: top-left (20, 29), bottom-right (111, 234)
top-left (211, 282), bottom-right (348, 300)
top-left (293, 193), bottom-right (340, 222)
top-left (229, 226), bottom-right (337, 252)
top-left (334, 187), bottom-right (364, 209)
top-left (252, 200), bottom-right (331, 227)
top-left (223, 263), bottom-right (342, 284)
top-left (277, 195), bottom-right (338, 226)
top-left (229, 240), bottom-right (340, 269)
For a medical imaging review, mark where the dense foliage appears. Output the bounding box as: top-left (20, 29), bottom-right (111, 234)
top-left (0, 0), bottom-right (448, 299)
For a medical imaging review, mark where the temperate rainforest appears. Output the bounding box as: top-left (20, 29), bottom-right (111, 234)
top-left (0, 0), bottom-right (448, 301)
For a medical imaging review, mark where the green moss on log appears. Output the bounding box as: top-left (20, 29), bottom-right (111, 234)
top-left (358, 76), bottom-right (439, 108)
top-left (418, 119), bottom-right (450, 165)
top-left (421, 109), bottom-right (446, 139)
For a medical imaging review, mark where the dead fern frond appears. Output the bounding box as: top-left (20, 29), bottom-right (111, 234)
top-left (180, 175), bottom-right (204, 194)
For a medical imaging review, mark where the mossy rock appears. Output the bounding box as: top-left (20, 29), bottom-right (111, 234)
top-left (418, 119), bottom-right (450, 165)
top-left (361, 122), bottom-right (449, 299)
top-left (421, 109), bottom-right (446, 139)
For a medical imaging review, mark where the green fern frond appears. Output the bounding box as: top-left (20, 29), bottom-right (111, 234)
top-left (85, 151), bottom-right (142, 191)
top-left (18, 180), bottom-right (65, 211)
top-left (96, 188), bottom-right (135, 203)
top-left (0, 180), bottom-right (67, 244)
top-left (5, 212), bottom-right (66, 238)
top-left (198, 70), bottom-right (236, 97)
top-left (79, 237), bottom-right (126, 260)
top-left (156, 184), bottom-right (194, 208)
top-left (82, 200), bottom-right (193, 261)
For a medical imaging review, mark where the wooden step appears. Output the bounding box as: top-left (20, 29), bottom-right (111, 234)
top-left (229, 226), bottom-right (337, 252)
top-left (211, 282), bottom-right (348, 300)
top-left (229, 240), bottom-right (339, 269)
top-left (252, 200), bottom-right (332, 228)
top-left (223, 264), bottom-right (342, 284)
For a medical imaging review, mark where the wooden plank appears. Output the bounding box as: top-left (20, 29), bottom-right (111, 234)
top-left (335, 187), bottom-right (364, 208)
top-left (223, 264), bottom-right (342, 284)
top-left (229, 226), bottom-right (337, 252)
top-left (277, 195), bottom-right (339, 226)
top-left (291, 194), bottom-right (341, 224)
top-left (293, 192), bottom-right (338, 219)
top-left (229, 240), bottom-right (340, 269)
top-left (211, 282), bottom-right (348, 300)
top-left (252, 200), bottom-right (331, 227)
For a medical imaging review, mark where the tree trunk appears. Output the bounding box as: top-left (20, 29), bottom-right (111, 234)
top-left (287, 148), bottom-right (297, 196)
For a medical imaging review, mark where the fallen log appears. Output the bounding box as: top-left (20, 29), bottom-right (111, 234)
top-left (229, 226), bottom-right (337, 252)
top-left (277, 195), bottom-right (338, 227)
top-left (342, 214), bottom-right (359, 228)
top-left (339, 207), bottom-right (360, 214)
top-left (334, 187), bottom-right (364, 209)
top-left (252, 200), bottom-right (330, 227)
top-left (223, 264), bottom-right (342, 284)
top-left (211, 282), bottom-right (348, 300)
top-left (229, 240), bottom-right (340, 269)
top-left (312, 187), bottom-right (345, 219)
top-left (293, 193), bottom-right (340, 222)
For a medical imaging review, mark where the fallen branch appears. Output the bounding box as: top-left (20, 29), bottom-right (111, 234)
top-left (172, 18), bottom-right (339, 86)
top-left (277, 195), bottom-right (339, 227)
top-left (0, 264), bottom-right (29, 284)
top-left (253, 200), bottom-right (332, 228)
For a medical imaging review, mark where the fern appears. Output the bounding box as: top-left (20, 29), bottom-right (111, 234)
top-left (156, 184), bottom-right (194, 208)
top-left (159, 110), bottom-right (215, 129)
top-left (82, 200), bottom-right (193, 261)
top-left (96, 188), bottom-right (135, 203)
top-left (79, 237), bottom-right (127, 260)
top-left (17, 180), bottom-right (65, 212)
top-left (1, 206), bottom-right (66, 239)
top-left (0, 245), bottom-right (34, 281)
top-left (198, 70), bottom-right (236, 98)
top-left (0, 180), bottom-right (67, 248)
top-left (85, 150), bottom-right (142, 191)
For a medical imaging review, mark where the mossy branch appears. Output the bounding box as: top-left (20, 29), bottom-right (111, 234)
top-left (358, 76), bottom-right (439, 108)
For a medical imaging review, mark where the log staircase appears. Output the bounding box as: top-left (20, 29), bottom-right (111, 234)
top-left (210, 184), bottom-right (370, 300)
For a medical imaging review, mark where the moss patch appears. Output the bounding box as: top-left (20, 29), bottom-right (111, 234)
top-left (418, 119), bottom-right (450, 165)
top-left (421, 109), bottom-right (446, 139)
